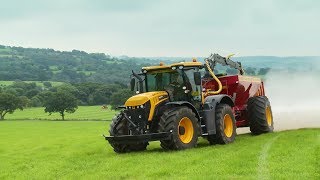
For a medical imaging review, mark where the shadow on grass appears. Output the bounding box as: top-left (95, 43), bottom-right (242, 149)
top-left (118, 133), bottom-right (255, 155)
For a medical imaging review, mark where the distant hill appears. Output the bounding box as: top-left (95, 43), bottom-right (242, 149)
top-left (1, 44), bottom-right (319, 84)
top-left (0, 45), bottom-right (154, 84)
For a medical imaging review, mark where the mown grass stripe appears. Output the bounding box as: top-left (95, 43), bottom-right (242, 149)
top-left (258, 135), bottom-right (281, 180)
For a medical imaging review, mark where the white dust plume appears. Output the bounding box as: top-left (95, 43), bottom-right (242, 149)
top-left (265, 67), bottom-right (320, 130)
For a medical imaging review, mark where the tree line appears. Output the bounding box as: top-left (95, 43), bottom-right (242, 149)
top-left (0, 81), bottom-right (133, 120)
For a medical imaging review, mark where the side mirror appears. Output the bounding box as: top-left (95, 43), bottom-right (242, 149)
top-left (130, 78), bottom-right (135, 91)
top-left (194, 72), bottom-right (201, 85)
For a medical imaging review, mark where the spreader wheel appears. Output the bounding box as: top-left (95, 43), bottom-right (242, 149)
top-left (248, 96), bottom-right (274, 135)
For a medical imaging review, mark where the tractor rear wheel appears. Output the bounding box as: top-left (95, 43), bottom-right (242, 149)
top-left (207, 104), bottom-right (236, 144)
top-left (159, 107), bottom-right (200, 150)
top-left (109, 113), bottom-right (148, 153)
top-left (248, 96), bottom-right (274, 135)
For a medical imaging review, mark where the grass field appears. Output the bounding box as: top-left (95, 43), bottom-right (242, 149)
top-left (5, 106), bottom-right (118, 121)
top-left (0, 120), bottom-right (319, 179)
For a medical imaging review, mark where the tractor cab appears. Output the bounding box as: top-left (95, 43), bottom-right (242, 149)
top-left (130, 60), bottom-right (203, 107)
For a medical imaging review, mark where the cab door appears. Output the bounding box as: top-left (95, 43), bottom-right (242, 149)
top-left (182, 68), bottom-right (202, 109)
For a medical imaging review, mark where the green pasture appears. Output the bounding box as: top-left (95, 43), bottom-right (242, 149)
top-left (0, 120), bottom-right (319, 179)
top-left (0, 48), bottom-right (10, 52)
top-left (5, 106), bottom-right (117, 121)
top-left (0, 81), bottom-right (13, 86)
top-left (0, 81), bottom-right (64, 87)
top-left (0, 54), bottom-right (13, 57)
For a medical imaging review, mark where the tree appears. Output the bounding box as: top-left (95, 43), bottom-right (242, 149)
top-left (29, 96), bottom-right (42, 107)
top-left (258, 67), bottom-right (271, 75)
top-left (0, 93), bottom-right (27, 120)
top-left (43, 91), bottom-right (78, 120)
top-left (226, 68), bottom-right (239, 75)
top-left (43, 82), bottom-right (52, 88)
top-left (25, 89), bottom-right (40, 98)
top-left (110, 89), bottom-right (133, 110)
top-left (245, 67), bottom-right (256, 75)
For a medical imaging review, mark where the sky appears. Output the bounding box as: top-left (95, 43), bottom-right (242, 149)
top-left (0, 0), bottom-right (319, 57)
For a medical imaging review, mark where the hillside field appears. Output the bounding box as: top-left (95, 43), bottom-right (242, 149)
top-left (0, 81), bottom-right (64, 87)
top-left (5, 106), bottom-right (118, 121)
top-left (0, 120), bottom-right (319, 179)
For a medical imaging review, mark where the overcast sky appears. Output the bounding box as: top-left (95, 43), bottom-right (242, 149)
top-left (0, 0), bottom-right (319, 57)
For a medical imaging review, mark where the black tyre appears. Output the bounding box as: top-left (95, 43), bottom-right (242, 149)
top-left (159, 107), bottom-right (200, 150)
top-left (248, 96), bottom-right (274, 135)
top-left (207, 104), bottom-right (236, 144)
top-left (109, 113), bottom-right (148, 153)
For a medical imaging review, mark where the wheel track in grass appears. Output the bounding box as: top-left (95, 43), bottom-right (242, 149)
top-left (258, 134), bottom-right (281, 180)
top-left (317, 134), bottom-right (320, 178)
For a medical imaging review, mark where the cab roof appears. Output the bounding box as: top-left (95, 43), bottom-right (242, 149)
top-left (142, 61), bottom-right (203, 71)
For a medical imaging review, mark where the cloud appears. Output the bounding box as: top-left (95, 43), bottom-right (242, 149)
top-left (0, 0), bottom-right (319, 56)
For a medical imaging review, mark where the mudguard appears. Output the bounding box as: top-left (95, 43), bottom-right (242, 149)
top-left (203, 95), bottom-right (234, 135)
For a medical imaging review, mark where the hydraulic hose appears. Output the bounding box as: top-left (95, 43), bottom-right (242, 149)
top-left (204, 59), bottom-right (223, 95)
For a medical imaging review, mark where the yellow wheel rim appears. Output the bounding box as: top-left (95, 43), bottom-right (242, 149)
top-left (224, 114), bottom-right (233, 138)
top-left (266, 106), bottom-right (272, 126)
top-left (178, 117), bottom-right (194, 144)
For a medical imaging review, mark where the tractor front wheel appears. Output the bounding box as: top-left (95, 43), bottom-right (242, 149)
top-left (207, 104), bottom-right (236, 144)
top-left (248, 96), bottom-right (274, 135)
top-left (159, 107), bottom-right (200, 150)
top-left (108, 113), bottom-right (148, 153)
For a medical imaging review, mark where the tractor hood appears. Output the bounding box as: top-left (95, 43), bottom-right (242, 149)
top-left (125, 91), bottom-right (168, 107)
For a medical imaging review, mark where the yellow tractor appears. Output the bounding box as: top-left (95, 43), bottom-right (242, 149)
top-left (105, 54), bottom-right (274, 153)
